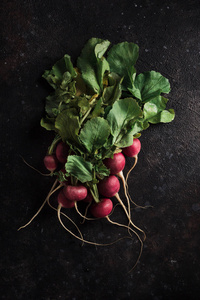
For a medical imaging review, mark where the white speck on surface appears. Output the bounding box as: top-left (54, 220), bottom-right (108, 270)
top-left (163, 45), bottom-right (167, 49)
top-left (170, 259), bottom-right (177, 264)
top-left (186, 49), bottom-right (189, 52)
top-left (134, 4), bottom-right (137, 7)
top-left (167, 6), bottom-right (170, 9)
top-left (4, 61), bottom-right (7, 64)
top-left (20, 53), bottom-right (25, 57)
top-left (121, 12), bottom-right (124, 15)
top-left (145, 49), bottom-right (149, 52)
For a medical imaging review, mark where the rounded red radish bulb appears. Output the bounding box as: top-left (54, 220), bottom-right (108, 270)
top-left (103, 152), bottom-right (125, 175)
top-left (97, 175), bottom-right (120, 198)
top-left (63, 185), bottom-right (87, 202)
top-left (56, 141), bottom-right (70, 164)
top-left (122, 138), bottom-right (141, 157)
top-left (43, 154), bottom-right (58, 171)
top-left (90, 198), bottom-right (113, 218)
top-left (57, 190), bottom-right (75, 208)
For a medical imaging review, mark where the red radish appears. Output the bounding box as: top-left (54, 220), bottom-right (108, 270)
top-left (56, 141), bottom-right (70, 164)
top-left (63, 185), bottom-right (87, 201)
top-left (43, 154), bottom-right (58, 171)
top-left (103, 152), bottom-right (125, 175)
top-left (90, 198), bottom-right (113, 218)
top-left (57, 190), bottom-right (75, 208)
top-left (98, 175), bottom-right (120, 198)
top-left (122, 138), bottom-right (141, 157)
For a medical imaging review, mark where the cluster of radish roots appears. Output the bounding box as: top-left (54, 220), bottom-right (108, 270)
top-left (19, 155), bottom-right (151, 272)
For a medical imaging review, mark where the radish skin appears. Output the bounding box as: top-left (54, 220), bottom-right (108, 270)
top-left (122, 138), bottom-right (141, 157)
top-left (57, 190), bottom-right (75, 208)
top-left (97, 175), bottom-right (120, 198)
top-left (103, 153), bottom-right (125, 175)
top-left (44, 155), bottom-right (58, 171)
top-left (56, 141), bottom-right (70, 164)
top-left (63, 185), bottom-right (87, 201)
top-left (90, 198), bottom-right (113, 218)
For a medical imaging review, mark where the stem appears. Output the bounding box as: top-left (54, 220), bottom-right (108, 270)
top-left (48, 134), bottom-right (61, 155)
top-left (89, 169), bottom-right (100, 203)
top-left (80, 107), bottom-right (92, 126)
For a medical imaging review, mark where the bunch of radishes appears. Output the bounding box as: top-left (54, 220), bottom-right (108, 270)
top-left (43, 138), bottom-right (141, 220)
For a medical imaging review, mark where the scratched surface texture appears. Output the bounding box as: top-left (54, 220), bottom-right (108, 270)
top-left (1, 0), bottom-right (200, 299)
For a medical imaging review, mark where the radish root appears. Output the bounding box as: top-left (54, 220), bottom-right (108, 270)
top-left (125, 155), bottom-right (153, 209)
top-left (106, 216), bottom-right (143, 271)
top-left (115, 193), bottom-right (146, 241)
top-left (75, 202), bottom-right (96, 221)
top-left (57, 204), bottom-right (134, 247)
top-left (80, 202), bottom-right (92, 224)
top-left (20, 155), bottom-right (52, 176)
top-left (18, 179), bottom-right (59, 230)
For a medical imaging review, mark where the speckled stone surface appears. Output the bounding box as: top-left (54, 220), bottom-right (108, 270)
top-left (1, 0), bottom-right (200, 299)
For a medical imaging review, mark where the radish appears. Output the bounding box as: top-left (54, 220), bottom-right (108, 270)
top-left (57, 189), bottom-right (75, 208)
top-left (56, 141), bottom-right (70, 164)
top-left (90, 198), bottom-right (113, 218)
top-left (97, 175), bottom-right (120, 198)
top-left (103, 152), bottom-right (131, 218)
top-left (44, 154), bottom-right (58, 171)
top-left (122, 138), bottom-right (141, 157)
top-left (103, 153), bottom-right (125, 175)
top-left (123, 138), bottom-right (141, 207)
top-left (63, 185), bottom-right (87, 201)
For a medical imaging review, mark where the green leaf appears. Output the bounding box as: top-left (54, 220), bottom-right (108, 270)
top-left (79, 117), bottom-right (111, 153)
top-left (130, 71), bottom-right (170, 102)
top-left (115, 133), bottom-right (134, 148)
top-left (103, 74), bottom-right (122, 106)
top-left (77, 38), bottom-right (110, 93)
top-left (45, 94), bottom-right (69, 118)
top-left (148, 109), bottom-right (175, 124)
top-left (43, 54), bottom-right (76, 89)
top-left (143, 96), bottom-right (175, 123)
top-left (107, 42), bottom-right (139, 91)
top-left (65, 155), bottom-right (93, 183)
top-left (95, 161), bottom-right (110, 179)
top-left (55, 108), bottom-right (80, 144)
top-left (75, 96), bottom-right (90, 116)
top-left (128, 119), bottom-right (149, 136)
top-left (90, 97), bottom-right (104, 118)
top-left (40, 116), bottom-right (55, 131)
top-left (106, 98), bottom-right (143, 146)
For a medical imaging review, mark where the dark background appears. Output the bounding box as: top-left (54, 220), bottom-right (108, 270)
top-left (1, 0), bottom-right (200, 299)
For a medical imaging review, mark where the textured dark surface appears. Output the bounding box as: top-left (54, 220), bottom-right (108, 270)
top-left (1, 0), bottom-right (200, 299)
